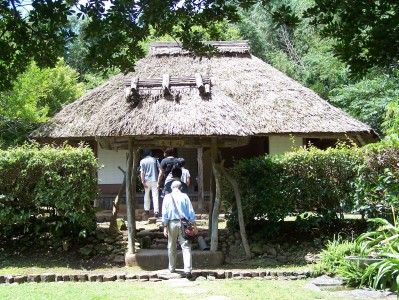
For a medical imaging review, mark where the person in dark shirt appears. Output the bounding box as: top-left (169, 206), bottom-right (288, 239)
top-left (157, 147), bottom-right (176, 190)
top-left (163, 168), bottom-right (188, 194)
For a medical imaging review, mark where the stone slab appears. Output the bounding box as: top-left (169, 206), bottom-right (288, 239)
top-left (125, 249), bottom-right (224, 270)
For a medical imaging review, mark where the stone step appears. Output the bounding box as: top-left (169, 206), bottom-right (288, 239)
top-left (125, 249), bottom-right (225, 270)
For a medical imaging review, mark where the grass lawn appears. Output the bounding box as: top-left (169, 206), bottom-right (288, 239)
top-left (0, 279), bottom-right (356, 300)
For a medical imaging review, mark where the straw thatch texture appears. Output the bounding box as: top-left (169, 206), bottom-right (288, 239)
top-left (32, 41), bottom-right (375, 142)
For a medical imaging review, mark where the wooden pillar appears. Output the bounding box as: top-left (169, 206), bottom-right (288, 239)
top-left (208, 158), bottom-right (215, 233)
top-left (210, 138), bottom-right (221, 252)
top-left (125, 139), bottom-right (137, 254)
top-left (197, 147), bottom-right (204, 213)
top-left (131, 147), bottom-right (138, 237)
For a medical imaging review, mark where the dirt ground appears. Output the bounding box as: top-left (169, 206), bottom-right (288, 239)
top-left (0, 217), bottom-right (368, 274)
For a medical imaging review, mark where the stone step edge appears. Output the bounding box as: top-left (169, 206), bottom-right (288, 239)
top-left (0, 270), bottom-right (316, 284)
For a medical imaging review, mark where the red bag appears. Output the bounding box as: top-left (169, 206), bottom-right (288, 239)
top-left (181, 219), bottom-right (196, 241)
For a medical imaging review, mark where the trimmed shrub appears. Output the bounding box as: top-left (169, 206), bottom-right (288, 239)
top-left (354, 140), bottom-right (399, 218)
top-left (223, 140), bottom-right (399, 235)
top-left (222, 154), bottom-right (288, 235)
top-left (0, 142), bottom-right (99, 238)
top-left (284, 145), bottom-right (360, 216)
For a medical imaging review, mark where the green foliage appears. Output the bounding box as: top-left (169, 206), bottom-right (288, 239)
top-left (284, 145), bottom-right (360, 215)
top-left (382, 99), bottom-right (399, 139)
top-left (314, 235), bottom-right (362, 285)
top-left (0, 59), bottom-right (84, 148)
top-left (0, 143), bottom-right (99, 239)
top-left (306, 0), bottom-right (399, 76)
top-left (224, 140), bottom-right (399, 236)
top-left (305, 209), bottom-right (399, 291)
top-left (237, 1), bottom-right (398, 135)
top-left (1, 0), bottom-right (253, 91)
top-left (353, 144), bottom-right (399, 218)
top-left (356, 214), bottom-right (399, 291)
top-left (329, 73), bottom-right (399, 135)
top-left (0, 0), bottom-right (74, 91)
top-left (223, 143), bottom-right (360, 233)
top-left (223, 154), bottom-right (288, 231)
top-left (236, 2), bottom-right (350, 99)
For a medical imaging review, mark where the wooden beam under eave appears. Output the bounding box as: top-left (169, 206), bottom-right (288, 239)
top-left (106, 136), bottom-right (251, 150)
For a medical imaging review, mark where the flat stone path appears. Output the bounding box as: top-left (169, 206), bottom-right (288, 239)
top-left (306, 275), bottom-right (397, 299)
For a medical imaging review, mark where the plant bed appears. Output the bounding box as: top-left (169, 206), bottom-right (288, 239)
top-left (344, 256), bottom-right (384, 268)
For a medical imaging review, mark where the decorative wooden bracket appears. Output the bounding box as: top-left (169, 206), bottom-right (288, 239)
top-left (125, 77), bottom-right (139, 103)
top-left (124, 74), bottom-right (211, 101)
top-left (195, 73), bottom-right (204, 94)
top-left (162, 74), bottom-right (170, 95)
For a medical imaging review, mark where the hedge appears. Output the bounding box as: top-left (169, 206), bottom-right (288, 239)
top-left (223, 140), bottom-right (399, 233)
top-left (0, 143), bottom-right (99, 238)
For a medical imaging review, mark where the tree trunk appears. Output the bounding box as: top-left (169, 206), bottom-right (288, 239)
top-left (208, 163), bottom-right (215, 233)
top-left (210, 139), bottom-right (221, 252)
top-left (109, 167), bottom-right (126, 234)
top-left (131, 148), bottom-right (138, 236)
top-left (216, 164), bottom-right (252, 259)
top-left (125, 139), bottom-right (136, 254)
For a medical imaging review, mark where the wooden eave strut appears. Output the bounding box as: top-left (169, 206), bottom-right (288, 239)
top-left (124, 73), bottom-right (211, 101)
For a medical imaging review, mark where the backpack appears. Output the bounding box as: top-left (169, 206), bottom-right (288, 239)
top-left (165, 157), bottom-right (182, 175)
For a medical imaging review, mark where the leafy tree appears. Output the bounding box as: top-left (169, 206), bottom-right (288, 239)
top-left (3, 0), bottom-right (399, 91)
top-left (306, 0), bottom-right (399, 76)
top-left (0, 0), bottom-right (255, 91)
top-left (329, 71), bottom-right (399, 135)
top-left (382, 99), bottom-right (399, 138)
top-left (0, 58), bottom-right (84, 148)
top-left (236, 1), bottom-right (350, 98)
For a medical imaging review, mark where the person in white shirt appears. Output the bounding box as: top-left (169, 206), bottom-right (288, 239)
top-left (140, 149), bottom-right (161, 218)
top-left (179, 158), bottom-right (191, 186)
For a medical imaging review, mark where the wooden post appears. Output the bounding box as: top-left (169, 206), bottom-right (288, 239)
top-left (210, 138), bottom-right (221, 252)
top-left (109, 167), bottom-right (126, 234)
top-left (125, 139), bottom-right (136, 254)
top-left (208, 163), bottom-right (215, 233)
top-left (217, 164), bottom-right (252, 258)
top-left (197, 147), bottom-right (204, 213)
top-left (131, 147), bottom-right (138, 236)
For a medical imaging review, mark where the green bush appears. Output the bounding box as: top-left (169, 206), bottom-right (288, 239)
top-left (223, 144), bottom-right (360, 233)
top-left (0, 143), bottom-right (99, 239)
top-left (353, 140), bottom-right (399, 218)
top-left (357, 213), bottom-right (399, 292)
top-left (223, 140), bottom-right (399, 234)
top-left (284, 145), bottom-right (360, 216)
top-left (314, 235), bottom-right (363, 286)
top-left (222, 155), bottom-right (289, 235)
top-left (316, 212), bottom-right (399, 291)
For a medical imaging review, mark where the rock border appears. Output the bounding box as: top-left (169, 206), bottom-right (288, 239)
top-left (0, 269), bottom-right (315, 285)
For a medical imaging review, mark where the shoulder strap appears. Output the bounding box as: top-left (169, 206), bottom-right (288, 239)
top-left (154, 158), bottom-right (159, 172)
top-left (170, 194), bottom-right (182, 221)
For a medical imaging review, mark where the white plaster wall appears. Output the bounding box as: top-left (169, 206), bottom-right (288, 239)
top-left (98, 147), bottom-right (128, 184)
top-left (269, 136), bottom-right (302, 155)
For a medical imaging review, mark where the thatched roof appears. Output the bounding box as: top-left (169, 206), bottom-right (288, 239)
top-left (31, 40), bottom-right (377, 148)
